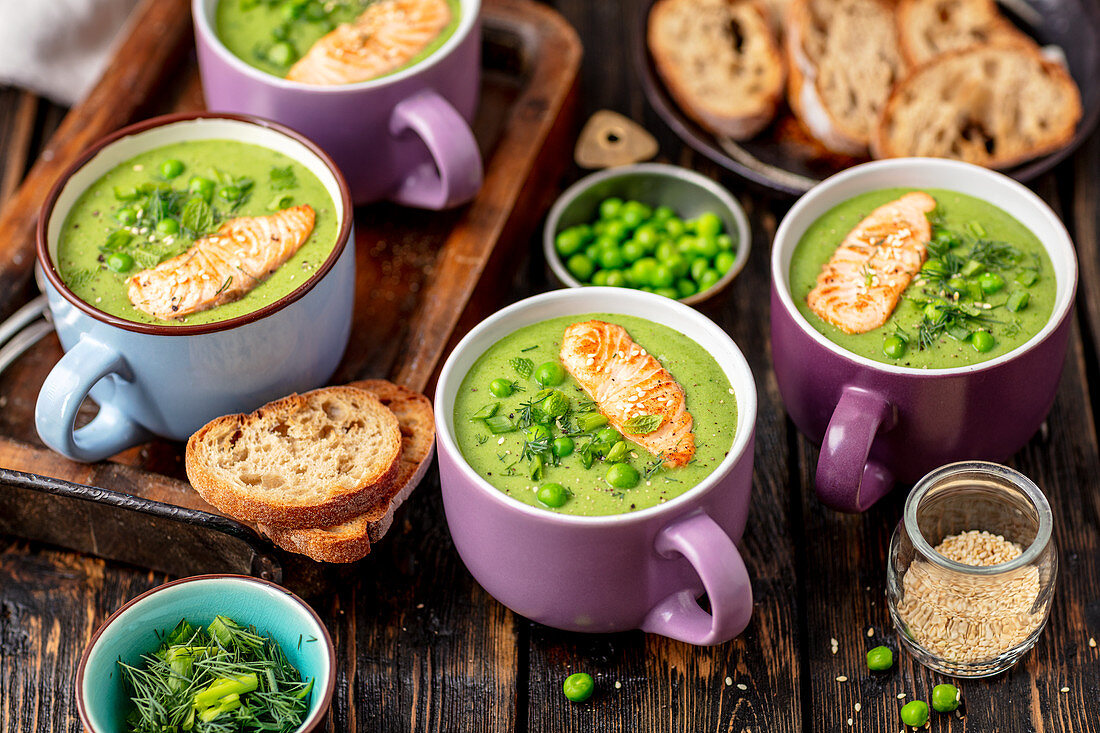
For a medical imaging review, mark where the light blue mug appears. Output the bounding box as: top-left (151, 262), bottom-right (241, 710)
top-left (35, 113), bottom-right (355, 462)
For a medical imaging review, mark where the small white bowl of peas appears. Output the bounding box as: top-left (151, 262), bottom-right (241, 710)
top-left (544, 163), bottom-right (750, 305)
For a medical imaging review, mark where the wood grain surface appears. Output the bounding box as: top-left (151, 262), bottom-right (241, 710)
top-left (2, 2), bottom-right (1100, 732)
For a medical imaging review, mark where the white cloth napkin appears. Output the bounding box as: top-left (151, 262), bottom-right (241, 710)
top-left (0, 0), bottom-right (139, 105)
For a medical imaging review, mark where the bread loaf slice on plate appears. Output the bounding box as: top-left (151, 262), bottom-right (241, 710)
top-left (785, 0), bottom-right (906, 155)
top-left (258, 380), bottom-right (435, 563)
top-left (873, 42), bottom-right (1082, 168)
top-left (186, 386), bottom-right (402, 529)
top-left (897, 0), bottom-right (1031, 66)
top-left (648, 0), bottom-right (786, 140)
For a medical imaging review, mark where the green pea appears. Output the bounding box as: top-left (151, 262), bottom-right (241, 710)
top-left (596, 427), bottom-right (621, 444)
top-left (621, 240), bottom-right (645, 263)
top-left (676, 278), bottom-right (697, 299)
top-left (267, 41), bottom-right (294, 66)
top-left (107, 252), bottom-right (135, 273)
top-left (655, 287), bottom-right (679, 299)
top-left (714, 251), bottom-right (736, 275)
top-left (978, 271), bottom-right (1005, 294)
top-left (631, 258), bottom-right (657, 286)
top-left (663, 218), bottom-right (686, 238)
top-left (689, 257), bottom-right (709, 283)
top-left (883, 335), bottom-right (907, 359)
top-left (922, 258), bottom-right (947, 278)
top-left (282, 0), bottom-right (307, 20)
top-left (534, 361), bottom-right (565, 387)
top-left (598, 247), bottom-right (625, 270)
top-left (606, 462), bottom-right (640, 489)
top-left (931, 683), bottom-right (960, 713)
top-left (692, 235), bottom-right (719, 259)
top-left (189, 176), bottom-right (215, 200)
top-left (606, 441), bottom-right (629, 463)
top-left (591, 270), bottom-right (610, 286)
top-left (555, 227), bottom-right (588, 257)
top-left (653, 205), bottom-right (675, 221)
top-left (900, 700), bottom-right (929, 727)
top-left (563, 672), bottom-right (594, 702)
top-left (1006, 289), bottom-right (1029, 312)
top-left (652, 264), bottom-right (675, 288)
top-left (566, 254), bottom-right (595, 282)
top-left (694, 212), bottom-right (723, 238)
top-left (932, 229), bottom-right (961, 249)
top-left (697, 269), bottom-right (721, 292)
top-left (604, 270), bottom-right (627, 288)
top-left (676, 235), bottom-right (696, 256)
top-left (599, 197), bottom-right (623, 220)
top-left (552, 436), bottom-right (575, 458)
top-left (655, 241), bottom-right (678, 262)
top-left (160, 159), bottom-right (185, 179)
top-left (624, 200), bottom-right (652, 220)
top-left (603, 219), bottom-right (629, 242)
top-left (971, 330), bottom-right (994, 352)
top-left (537, 482), bottom-right (569, 508)
top-left (584, 243), bottom-right (601, 260)
top-left (304, 0), bottom-right (327, 20)
top-left (865, 645), bottom-right (894, 671)
top-left (489, 378), bottom-right (514, 398)
top-left (156, 219), bottom-right (180, 236)
top-left (526, 424), bottom-right (552, 442)
top-left (218, 184), bottom-right (242, 202)
top-left (116, 208), bottom-right (138, 225)
top-left (947, 275), bottom-right (968, 292)
top-left (716, 233), bottom-right (734, 251)
top-left (634, 224), bottom-right (660, 248)
top-left (923, 302), bottom-right (943, 322)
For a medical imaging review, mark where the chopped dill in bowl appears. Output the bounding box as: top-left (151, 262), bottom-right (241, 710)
top-left (119, 615), bottom-right (314, 732)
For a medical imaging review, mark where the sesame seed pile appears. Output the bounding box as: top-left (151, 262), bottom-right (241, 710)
top-left (896, 530), bottom-right (1042, 663)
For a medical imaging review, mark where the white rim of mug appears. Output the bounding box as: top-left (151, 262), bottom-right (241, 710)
top-left (771, 158), bottom-right (1079, 377)
top-left (193, 0), bottom-right (482, 93)
top-left (903, 461), bottom-right (1053, 576)
top-left (434, 286), bottom-right (758, 526)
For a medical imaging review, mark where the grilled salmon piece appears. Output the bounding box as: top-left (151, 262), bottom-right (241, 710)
top-left (286, 0), bottom-right (452, 85)
top-left (560, 320), bottom-right (695, 468)
top-left (127, 205), bottom-right (315, 320)
top-left (807, 191), bottom-right (936, 334)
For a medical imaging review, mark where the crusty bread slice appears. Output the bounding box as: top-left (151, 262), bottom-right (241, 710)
top-left (873, 42), bottom-right (1082, 168)
top-left (897, 0), bottom-right (1031, 66)
top-left (648, 0), bottom-right (786, 140)
top-left (785, 0), bottom-right (906, 155)
top-left (186, 386), bottom-right (402, 529)
top-left (258, 380), bottom-right (435, 563)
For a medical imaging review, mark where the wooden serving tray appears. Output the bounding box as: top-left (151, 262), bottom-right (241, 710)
top-left (0, 0), bottom-right (581, 591)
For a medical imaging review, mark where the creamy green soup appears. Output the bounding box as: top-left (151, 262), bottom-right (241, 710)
top-left (215, 0), bottom-right (461, 80)
top-left (56, 139), bottom-right (338, 326)
top-left (453, 314), bottom-right (738, 516)
top-left (790, 188), bottom-right (1055, 368)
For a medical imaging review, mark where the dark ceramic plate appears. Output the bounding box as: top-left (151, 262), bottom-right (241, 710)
top-left (635, 0), bottom-right (1100, 196)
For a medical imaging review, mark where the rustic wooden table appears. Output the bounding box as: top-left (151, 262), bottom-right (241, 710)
top-left (2, 2), bottom-right (1100, 731)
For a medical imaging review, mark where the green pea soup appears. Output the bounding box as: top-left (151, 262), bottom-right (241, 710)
top-left (215, 0), bottom-right (462, 80)
top-left (453, 314), bottom-right (738, 517)
top-left (789, 188), bottom-right (1055, 368)
top-left (55, 138), bottom-right (338, 326)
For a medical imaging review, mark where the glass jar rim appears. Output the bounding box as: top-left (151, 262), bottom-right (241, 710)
top-left (903, 461), bottom-right (1053, 576)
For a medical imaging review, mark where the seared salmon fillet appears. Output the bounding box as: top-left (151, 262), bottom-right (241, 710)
top-left (560, 320), bottom-right (695, 468)
top-left (286, 0), bottom-right (452, 85)
top-left (807, 191), bottom-right (936, 334)
top-left (127, 205), bottom-right (315, 320)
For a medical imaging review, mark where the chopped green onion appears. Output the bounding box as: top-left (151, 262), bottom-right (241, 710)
top-left (961, 259), bottom-right (984, 277)
top-left (484, 415), bottom-right (516, 434)
top-left (470, 402), bottom-right (500, 420)
top-left (576, 412), bottom-right (608, 432)
top-left (1015, 270), bottom-right (1039, 287)
top-left (1006, 290), bottom-right (1030, 312)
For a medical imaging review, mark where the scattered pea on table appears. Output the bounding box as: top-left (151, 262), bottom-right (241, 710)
top-left (900, 700), bottom-right (929, 727)
top-left (866, 645), bottom-right (894, 671)
top-left (931, 683), bottom-right (960, 712)
top-left (563, 672), bottom-right (595, 702)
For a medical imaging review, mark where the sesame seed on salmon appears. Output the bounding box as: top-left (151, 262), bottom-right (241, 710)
top-left (560, 320), bottom-right (695, 468)
top-left (807, 191), bottom-right (936, 334)
top-left (286, 0), bottom-right (452, 86)
top-left (126, 204), bottom-right (315, 320)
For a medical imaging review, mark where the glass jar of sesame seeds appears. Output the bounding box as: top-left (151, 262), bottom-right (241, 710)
top-left (886, 461), bottom-right (1057, 677)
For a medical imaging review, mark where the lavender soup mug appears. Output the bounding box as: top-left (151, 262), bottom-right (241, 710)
top-left (435, 288), bottom-right (757, 645)
top-left (193, 0), bottom-right (483, 208)
top-left (771, 159), bottom-right (1077, 513)
top-left (35, 114), bottom-right (354, 463)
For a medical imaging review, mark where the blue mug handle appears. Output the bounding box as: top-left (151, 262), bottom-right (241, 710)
top-left (35, 336), bottom-right (150, 462)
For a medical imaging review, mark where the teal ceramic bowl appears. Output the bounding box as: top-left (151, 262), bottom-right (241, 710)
top-left (76, 574), bottom-right (335, 733)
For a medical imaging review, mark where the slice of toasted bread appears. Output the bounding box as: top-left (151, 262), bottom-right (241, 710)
top-left (648, 0), bottom-right (786, 140)
top-left (897, 0), bottom-right (1031, 66)
top-left (873, 42), bottom-right (1082, 168)
top-left (785, 0), bottom-right (906, 155)
top-left (258, 380), bottom-right (435, 563)
top-left (186, 386), bottom-right (402, 529)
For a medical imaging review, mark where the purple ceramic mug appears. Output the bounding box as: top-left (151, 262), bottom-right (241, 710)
top-left (435, 288), bottom-right (757, 645)
top-left (193, 0), bottom-right (483, 208)
top-left (771, 159), bottom-right (1078, 513)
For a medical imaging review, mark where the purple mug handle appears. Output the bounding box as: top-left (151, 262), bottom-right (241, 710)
top-left (388, 89), bottom-right (483, 210)
top-left (815, 385), bottom-right (897, 512)
top-left (640, 511), bottom-right (753, 645)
